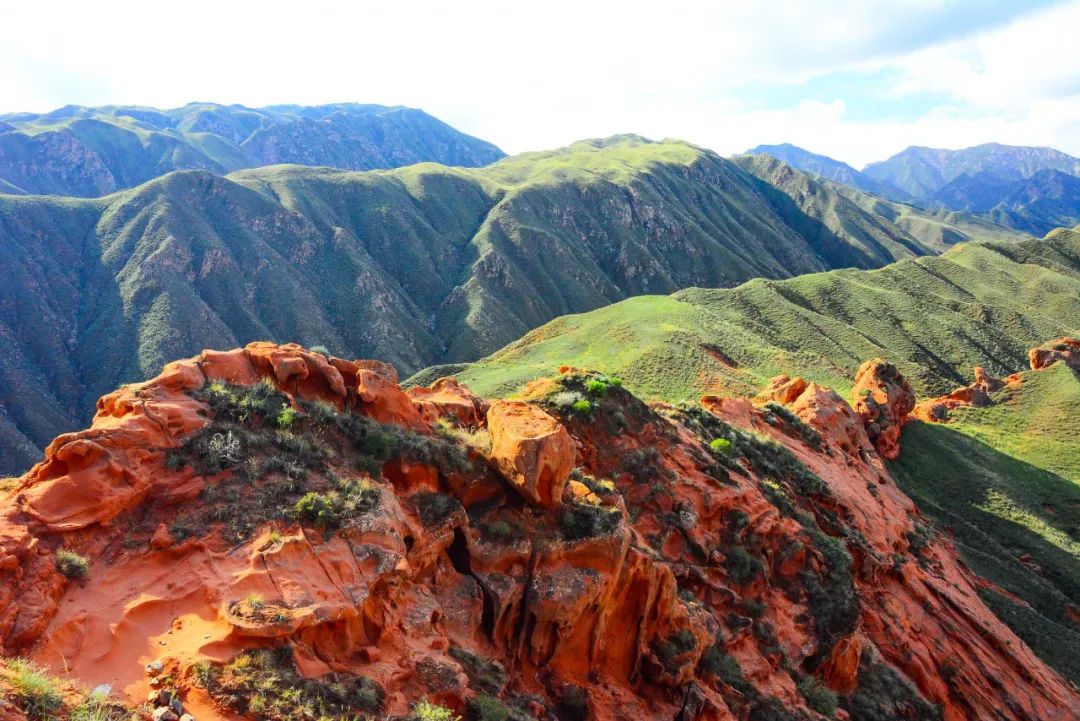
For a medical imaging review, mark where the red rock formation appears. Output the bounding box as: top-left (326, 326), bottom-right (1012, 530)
top-left (486, 400), bottom-right (574, 508)
top-left (407, 377), bottom-right (489, 428)
top-left (912, 366), bottom-right (1006, 422)
top-left (1, 346), bottom-right (1078, 721)
top-left (1029, 337), bottom-right (1080, 371)
top-left (851, 359), bottom-right (915, 460)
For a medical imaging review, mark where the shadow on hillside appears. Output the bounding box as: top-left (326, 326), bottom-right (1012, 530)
top-left (889, 421), bottom-right (1080, 684)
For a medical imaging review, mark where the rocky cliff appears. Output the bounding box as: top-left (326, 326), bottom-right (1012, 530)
top-left (1, 343), bottom-right (1077, 721)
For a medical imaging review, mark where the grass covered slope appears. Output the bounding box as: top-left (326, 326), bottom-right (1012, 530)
top-left (0, 102), bottom-right (504, 196)
top-left (446, 229), bottom-right (1080, 400)
top-left (889, 362), bottom-right (1080, 683)
top-left (3, 134), bottom-right (1011, 474)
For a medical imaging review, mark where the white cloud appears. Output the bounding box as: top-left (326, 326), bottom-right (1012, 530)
top-left (1, 0), bottom-right (1078, 166)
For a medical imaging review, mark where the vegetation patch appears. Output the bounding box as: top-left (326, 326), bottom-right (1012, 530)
top-left (797, 675), bottom-right (838, 717)
top-left (4, 658), bottom-right (63, 720)
top-left (449, 646), bottom-right (508, 695)
top-left (560, 502), bottom-right (621, 541)
top-left (412, 699), bottom-right (459, 721)
top-left (194, 647), bottom-right (384, 720)
top-left (55, 548), bottom-right (90, 580)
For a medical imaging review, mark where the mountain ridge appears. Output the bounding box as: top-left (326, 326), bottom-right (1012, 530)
top-left (0, 102), bottom-right (505, 196)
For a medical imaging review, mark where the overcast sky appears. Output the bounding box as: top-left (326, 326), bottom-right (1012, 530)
top-left (3, 0), bottom-right (1079, 167)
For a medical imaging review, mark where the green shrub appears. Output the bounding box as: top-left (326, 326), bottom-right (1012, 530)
top-left (295, 492), bottom-right (338, 528)
top-left (414, 492), bottom-right (461, 527)
top-left (710, 438), bottom-right (733, 455)
top-left (699, 644), bottom-right (752, 693)
top-left (797, 676), bottom-right (838, 717)
top-left (55, 548), bottom-right (90, 580)
top-left (560, 504), bottom-right (621, 540)
top-left (413, 699), bottom-right (459, 721)
top-left (723, 545), bottom-right (762, 585)
top-left (309, 344), bottom-right (331, 356)
top-left (449, 647), bottom-right (508, 695)
top-left (586, 379), bottom-right (608, 397)
top-left (6, 658), bottom-right (63, 720)
top-left (276, 407), bottom-right (298, 429)
top-left (195, 648), bottom-right (384, 720)
top-left (480, 520), bottom-right (525, 544)
top-left (70, 690), bottom-right (128, 721)
top-left (571, 399), bottom-right (593, 416)
top-left (467, 695), bottom-right (510, 721)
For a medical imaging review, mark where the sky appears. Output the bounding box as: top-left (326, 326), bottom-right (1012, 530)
top-left (2, 0), bottom-right (1079, 168)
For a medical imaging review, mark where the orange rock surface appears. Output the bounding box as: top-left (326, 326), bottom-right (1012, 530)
top-left (1029, 336), bottom-right (1080, 371)
top-left (486, 400), bottom-right (575, 509)
top-left (1, 345), bottom-right (1077, 721)
top-left (851, 359), bottom-right (915, 460)
top-left (407, 377), bottom-right (489, 428)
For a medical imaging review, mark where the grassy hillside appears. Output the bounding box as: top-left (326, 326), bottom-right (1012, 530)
top-left (443, 230), bottom-right (1080, 400)
top-left (889, 363), bottom-right (1080, 683)
top-left (0, 103), bottom-right (504, 196)
top-left (3, 134), bottom-right (1010, 473)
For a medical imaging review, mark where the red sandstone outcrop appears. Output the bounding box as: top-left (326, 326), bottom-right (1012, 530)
top-left (1029, 337), bottom-right (1080, 371)
top-left (851, 359), bottom-right (915, 460)
top-left (1, 345), bottom-right (1078, 721)
top-left (407, 377), bottom-right (489, 427)
top-left (486, 400), bottom-right (574, 508)
top-left (912, 366), bottom-right (1009, 422)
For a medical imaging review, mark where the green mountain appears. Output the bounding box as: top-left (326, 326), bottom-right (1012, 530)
top-left (0, 136), bottom-right (1036, 473)
top-left (932, 169), bottom-right (1080, 236)
top-left (0, 103), bottom-right (505, 196)
top-left (745, 143), bottom-right (910, 200)
top-left (444, 228), bottom-right (1080, 401)
top-left (733, 153), bottom-right (1030, 253)
top-left (863, 142), bottom-right (1080, 199)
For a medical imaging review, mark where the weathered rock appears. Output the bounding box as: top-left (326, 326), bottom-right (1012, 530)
top-left (852, 359), bottom-right (915, 460)
top-left (486, 401), bottom-right (574, 508)
top-left (355, 368), bottom-right (427, 431)
top-left (1029, 337), bottom-right (1080, 371)
top-left (150, 524), bottom-right (174, 550)
top-left (1, 345), bottom-right (1078, 721)
top-left (912, 365), bottom-right (1005, 422)
top-left (407, 377), bottom-right (489, 428)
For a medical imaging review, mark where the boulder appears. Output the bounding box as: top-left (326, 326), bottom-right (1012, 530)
top-left (487, 401), bottom-right (574, 508)
top-left (407, 378), bottom-right (489, 428)
top-left (852, 359), bottom-right (915, 460)
top-left (355, 369), bottom-right (427, 431)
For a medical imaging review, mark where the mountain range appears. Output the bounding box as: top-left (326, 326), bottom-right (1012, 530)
top-left (2, 101), bottom-right (1080, 721)
top-left (0, 102), bottom-right (505, 196)
top-left (749, 141), bottom-right (1080, 235)
top-left (2, 133), bottom-right (1036, 474)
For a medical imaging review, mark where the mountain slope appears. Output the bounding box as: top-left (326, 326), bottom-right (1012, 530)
top-left (3, 134), bottom-right (990, 474)
top-left (933, 169), bottom-right (1080, 236)
top-left (0, 103), bottom-right (505, 196)
top-left (745, 143), bottom-right (909, 199)
top-left (733, 154), bottom-right (1030, 253)
top-left (446, 229), bottom-right (1080, 402)
top-left (863, 142), bottom-right (1080, 199)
